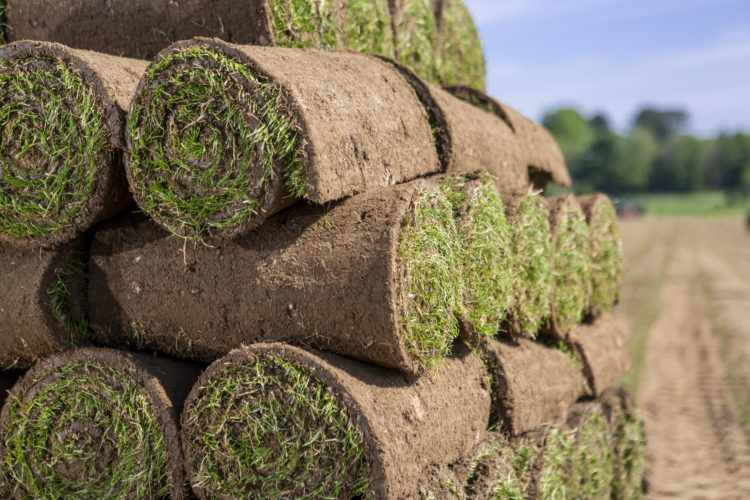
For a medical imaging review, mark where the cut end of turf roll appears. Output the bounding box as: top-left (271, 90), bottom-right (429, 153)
top-left (579, 194), bottom-right (623, 318)
top-left (396, 185), bottom-right (461, 367)
top-left (538, 408), bottom-right (614, 499)
top-left (0, 348), bottom-right (178, 499)
top-left (509, 194), bottom-right (554, 338)
top-left (546, 195), bottom-right (592, 337)
top-left (394, 0), bottom-right (440, 84)
top-left (0, 41), bottom-right (118, 245)
top-left (181, 347), bottom-right (371, 500)
top-left (436, 0), bottom-right (486, 89)
top-left (441, 173), bottom-right (514, 341)
top-left (127, 39), bottom-right (307, 240)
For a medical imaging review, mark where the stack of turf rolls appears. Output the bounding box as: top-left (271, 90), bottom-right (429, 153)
top-left (0, 1), bottom-right (641, 498)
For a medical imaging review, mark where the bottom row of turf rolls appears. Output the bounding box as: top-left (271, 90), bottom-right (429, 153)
top-left (0, 343), bottom-right (644, 499)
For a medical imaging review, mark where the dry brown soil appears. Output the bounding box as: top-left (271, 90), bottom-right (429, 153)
top-left (615, 217), bottom-right (750, 499)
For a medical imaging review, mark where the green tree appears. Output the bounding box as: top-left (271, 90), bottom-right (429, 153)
top-left (543, 108), bottom-right (594, 179)
top-left (633, 108), bottom-right (688, 142)
top-left (621, 127), bottom-right (658, 192)
top-left (651, 135), bottom-right (702, 192)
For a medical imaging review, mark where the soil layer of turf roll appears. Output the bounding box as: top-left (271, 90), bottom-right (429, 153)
top-left (578, 193), bottom-right (624, 318)
top-left (381, 58), bottom-right (531, 204)
top-left (568, 313), bottom-right (632, 396)
top-left (181, 341), bottom-right (490, 499)
top-left (433, 0), bottom-right (486, 89)
top-left (7, 0), bottom-right (395, 60)
top-left (89, 180), bottom-right (461, 373)
top-left (506, 193), bottom-right (555, 338)
top-left (0, 239), bottom-right (88, 370)
top-left (441, 173), bottom-right (515, 341)
top-left (544, 195), bottom-right (592, 338)
top-left (446, 85), bottom-right (572, 189)
top-left (0, 41), bottom-right (146, 247)
top-left (484, 338), bottom-right (587, 435)
top-left (127, 38), bottom-right (438, 240)
top-left (0, 347), bottom-right (203, 499)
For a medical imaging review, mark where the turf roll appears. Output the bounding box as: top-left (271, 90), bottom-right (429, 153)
top-left (534, 401), bottom-right (616, 500)
top-left (181, 341), bottom-right (489, 499)
top-left (90, 180), bottom-right (461, 373)
top-left (601, 388), bottom-right (645, 500)
top-left (446, 85), bottom-right (572, 190)
top-left (441, 173), bottom-right (515, 341)
top-left (389, 0), bottom-right (440, 84)
top-left (381, 58), bottom-right (530, 204)
top-left (423, 430), bottom-right (543, 499)
top-left (578, 193), bottom-right (624, 318)
top-left (0, 41), bottom-right (146, 247)
top-left (0, 347), bottom-right (203, 499)
top-left (127, 38), bottom-right (439, 240)
top-left (568, 313), bottom-right (632, 396)
top-left (544, 195), bottom-right (592, 338)
top-left (484, 338), bottom-right (587, 435)
top-left (6, 0), bottom-right (395, 60)
top-left (506, 193), bottom-right (555, 338)
top-left (433, 0), bottom-right (486, 89)
top-left (0, 240), bottom-right (88, 371)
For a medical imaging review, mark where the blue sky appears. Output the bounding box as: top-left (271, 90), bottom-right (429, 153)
top-left (463, 0), bottom-right (750, 135)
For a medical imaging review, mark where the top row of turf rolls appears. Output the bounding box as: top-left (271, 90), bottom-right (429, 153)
top-left (0, 38), bottom-right (567, 246)
top-left (5, 0), bottom-right (485, 89)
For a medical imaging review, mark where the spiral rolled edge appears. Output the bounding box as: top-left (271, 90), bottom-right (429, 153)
top-left (0, 42), bottom-right (115, 245)
top-left (127, 40), bottom-right (306, 241)
top-left (0, 349), bottom-right (176, 499)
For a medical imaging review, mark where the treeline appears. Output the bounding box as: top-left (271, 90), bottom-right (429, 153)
top-left (543, 107), bottom-right (750, 197)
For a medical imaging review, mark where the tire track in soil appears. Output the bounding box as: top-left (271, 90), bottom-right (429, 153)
top-left (614, 219), bottom-right (673, 336)
top-left (638, 220), bottom-right (750, 499)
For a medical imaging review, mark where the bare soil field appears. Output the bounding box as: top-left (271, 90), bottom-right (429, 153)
top-left (615, 217), bottom-right (750, 499)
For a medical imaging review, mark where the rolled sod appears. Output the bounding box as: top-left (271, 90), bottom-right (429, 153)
top-left (544, 195), bottom-right (592, 338)
top-left (440, 173), bottom-right (515, 341)
top-left (578, 193), bottom-right (624, 318)
top-left (535, 401), bottom-right (616, 500)
top-left (0, 41), bottom-right (146, 246)
top-left (127, 38), bottom-right (438, 240)
top-left (602, 388), bottom-right (646, 500)
top-left (7, 0), bottom-right (395, 60)
top-left (446, 85), bottom-right (573, 190)
top-left (181, 342), bottom-right (490, 499)
top-left (0, 240), bottom-right (88, 371)
top-left (90, 180), bottom-right (461, 373)
top-left (433, 0), bottom-right (486, 89)
top-left (506, 194), bottom-right (554, 338)
top-left (568, 313), bottom-right (632, 396)
top-left (0, 347), bottom-right (203, 499)
top-left (389, 0), bottom-right (440, 84)
top-left (484, 338), bottom-right (587, 435)
top-left (381, 58), bottom-right (531, 204)
top-left (424, 431), bottom-right (542, 499)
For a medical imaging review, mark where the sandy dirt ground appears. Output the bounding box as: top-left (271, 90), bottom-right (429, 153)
top-left (614, 217), bottom-right (750, 499)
